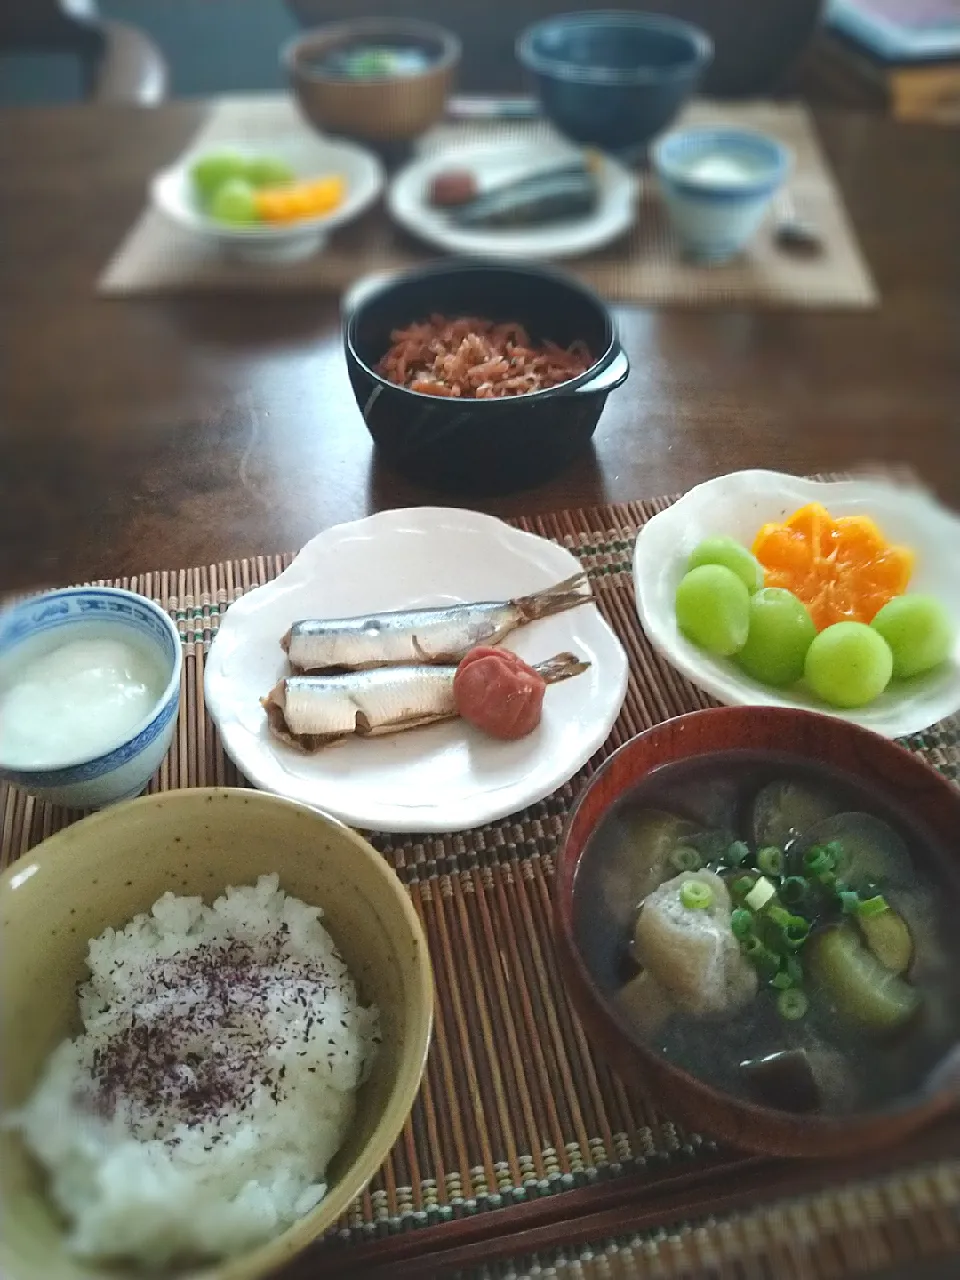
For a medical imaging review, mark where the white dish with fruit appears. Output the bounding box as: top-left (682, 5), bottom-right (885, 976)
top-left (150, 136), bottom-right (384, 264)
top-left (634, 471), bottom-right (960, 738)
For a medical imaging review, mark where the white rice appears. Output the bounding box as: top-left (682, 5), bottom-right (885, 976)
top-left (10, 874), bottom-right (379, 1267)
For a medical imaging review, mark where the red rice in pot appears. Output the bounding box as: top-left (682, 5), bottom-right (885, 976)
top-left (375, 314), bottom-right (593, 398)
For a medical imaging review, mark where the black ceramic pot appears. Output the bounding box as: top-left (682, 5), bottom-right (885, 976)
top-left (342, 260), bottom-right (629, 496)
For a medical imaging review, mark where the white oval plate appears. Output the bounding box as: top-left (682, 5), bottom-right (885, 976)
top-left (387, 139), bottom-right (638, 260)
top-left (151, 135), bottom-right (384, 263)
top-left (205, 509), bottom-right (628, 832)
top-left (634, 471), bottom-right (960, 739)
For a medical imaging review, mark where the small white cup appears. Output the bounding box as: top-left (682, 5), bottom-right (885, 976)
top-left (0, 588), bottom-right (181, 809)
top-left (652, 127), bottom-right (791, 264)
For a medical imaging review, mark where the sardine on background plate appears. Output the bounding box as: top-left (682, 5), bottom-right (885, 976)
top-left (282, 572), bottom-right (591, 673)
top-left (263, 652), bottom-right (590, 752)
top-left (448, 164), bottom-right (599, 229)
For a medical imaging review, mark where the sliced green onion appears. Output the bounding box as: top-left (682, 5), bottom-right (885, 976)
top-left (822, 840), bottom-right (845, 870)
top-left (669, 845), bottom-right (702, 873)
top-left (785, 955), bottom-right (804, 986)
top-left (724, 839), bottom-right (750, 867)
top-left (766, 905), bottom-right (792, 928)
top-left (740, 935), bottom-right (779, 979)
top-left (731, 908), bottom-right (754, 940)
top-left (803, 848), bottom-right (833, 877)
top-left (757, 846), bottom-right (785, 877)
top-left (679, 879), bottom-right (714, 910)
top-left (780, 876), bottom-right (808, 907)
top-left (754, 949), bottom-right (781, 981)
top-left (745, 876), bottom-right (777, 912)
top-left (731, 873), bottom-right (758, 902)
top-left (777, 988), bottom-right (809, 1021)
top-left (771, 970), bottom-right (795, 990)
top-left (783, 916), bottom-right (811, 948)
top-left (857, 894), bottom-right (890, 919)
top-left (839, 889), bottom-right (860, 915)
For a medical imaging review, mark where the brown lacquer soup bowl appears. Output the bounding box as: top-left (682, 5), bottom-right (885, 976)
top-left (555, 706), bottom-right (960, 1157)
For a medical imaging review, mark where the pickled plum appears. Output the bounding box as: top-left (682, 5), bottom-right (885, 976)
top-left (453, 646), bottom-right (546, 740)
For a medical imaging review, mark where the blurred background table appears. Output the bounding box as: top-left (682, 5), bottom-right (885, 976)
top-left (1, 98), bottom-right (958, 596)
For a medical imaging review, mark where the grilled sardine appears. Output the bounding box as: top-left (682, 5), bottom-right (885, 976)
top-left (282, 572), bottom-right (591, 673)
top-left (263, 652), bottom-right (589, 752)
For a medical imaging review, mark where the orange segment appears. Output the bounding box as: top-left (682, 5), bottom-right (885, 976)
top-left (253, 174), bottom-right (346, 224)
top-left (751, 503), bottom-right (914, 630)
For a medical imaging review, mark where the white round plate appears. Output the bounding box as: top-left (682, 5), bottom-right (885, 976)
top-left (151, 135), bottom-right (383, 264)
top-left (205, 508), bottom-right (628, 832)
top-left (634, 471), bottom-right (960, 739)
top-left (387, 140), bottom-right (638, 260)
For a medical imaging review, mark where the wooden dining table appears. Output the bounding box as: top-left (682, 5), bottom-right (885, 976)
top-left (2, 98), bottom-right (959, 597)
top-left (2, 98), bottom-right (960, 1280)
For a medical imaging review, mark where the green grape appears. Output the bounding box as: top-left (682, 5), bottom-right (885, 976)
top-left (688, 536), bottom-right (764, 593)
top-left (804, 622), bottom-right (893, 708)
top-left (736, 588), bottom-right (816, 687)
top-left (209, 178), bottom-right (259, 225)
top-left (244, 155), bottom-right (296, 188)
top-left (870, 595), bottom-right (954, 679)
top-left (190, 152), bottom-right (248, 204)
top-left (675, 565), bottom-right (750, 656)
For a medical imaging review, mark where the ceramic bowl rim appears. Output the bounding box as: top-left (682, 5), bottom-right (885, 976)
top-left (554, 706), bottom-right (960, 1140)
top-left (0, 587), bottom-right (182, 777)
top-left (0, 786), bottom-right (435, 1280)
top-left (517, 10), bottom-right (713, 87)
top-left (344, 258), bottom-right (620, 403)
top-left (652, 126), bottom-right (792, 195)
top-left (282, 18), bottom-right (462, 85)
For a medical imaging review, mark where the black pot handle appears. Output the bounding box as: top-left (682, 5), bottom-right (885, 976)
top-left (563, 346), bottom-right (630, 397)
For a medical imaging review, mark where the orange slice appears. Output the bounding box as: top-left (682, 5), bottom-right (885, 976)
top-left (752, 503), bottom-right (913, 630)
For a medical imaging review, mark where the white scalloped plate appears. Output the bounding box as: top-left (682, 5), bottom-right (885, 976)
top-left (634, 471), bottom-right (960, 738)
top-left (205, 509), bottom-right (628, 832)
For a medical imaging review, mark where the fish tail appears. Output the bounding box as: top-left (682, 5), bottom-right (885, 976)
top-left (514, 572), bottom-right (592, 624)
top-left (532, 652), bottom-right (591, 685)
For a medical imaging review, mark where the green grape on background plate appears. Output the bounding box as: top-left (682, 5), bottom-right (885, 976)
top-left (244, 156), bottom-right (296, 189)
top-left (675, 564), bottom-right (750, 657)
top-left (190, 152), bottom-right (248, 204)
top-left (736, 588), bottom-right (816, 687)
top-left (688, 536), bottom-right (764, 593)
top-left (804, 622), bottom-right (894, 708)
top-left (209, 178), bottom-right (259, 225)
top-left (870, 595), bottom-right (954, 679)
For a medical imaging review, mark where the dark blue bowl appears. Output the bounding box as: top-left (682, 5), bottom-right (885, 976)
top-left (517, 10), bottom-right (713, 157)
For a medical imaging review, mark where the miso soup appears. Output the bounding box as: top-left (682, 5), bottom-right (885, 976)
top-left (574, 751), bottom-right (960, 1115)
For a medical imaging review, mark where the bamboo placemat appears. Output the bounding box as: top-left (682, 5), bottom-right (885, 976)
top-left (2, 498), bottom-right (958, 1279)
top-left (98, 96), bottom-right (878, 309)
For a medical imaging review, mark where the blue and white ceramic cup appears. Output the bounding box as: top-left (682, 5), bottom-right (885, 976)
top-left (0, 587), bottom-right (182, 809)
top-left (652, 127), bottom-right (791, 264)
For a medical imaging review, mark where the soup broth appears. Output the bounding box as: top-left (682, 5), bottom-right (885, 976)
top-left (574, 751), bottom-right (960, 1115)
top-left (307, 43), bottom-right (434, 81)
